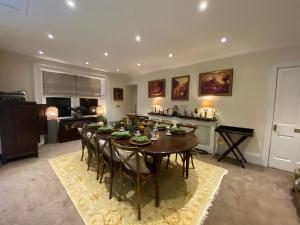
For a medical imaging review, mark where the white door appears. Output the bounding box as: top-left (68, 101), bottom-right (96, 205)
top-left (269, 66), bottom-right (300, 172)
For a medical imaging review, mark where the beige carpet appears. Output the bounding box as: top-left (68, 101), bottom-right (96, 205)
top-left (49, 151), bottom-right (227, 225)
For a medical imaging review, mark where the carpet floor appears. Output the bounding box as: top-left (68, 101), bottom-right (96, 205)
top-left (0, 140), bottom-right (299, 225)
top-left (49, 151), bottom-right (227, 225)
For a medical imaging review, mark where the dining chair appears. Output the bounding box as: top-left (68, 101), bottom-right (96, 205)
top-left (96, 135), bottom-right (120, 199)
top-left (159, 120), bottom-right (173, 128)
top-left (85, 133), bottom-right (102, 180)
top-left (166, 123), bottom-right (197, 175)
top-left (78, 125), bottom-right (89, 161)
top-left (111, 140), bottom-right (154, 220)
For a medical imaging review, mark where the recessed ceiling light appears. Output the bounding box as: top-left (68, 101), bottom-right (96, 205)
top-left (199, 1), bottom-right (208, 11)
top-left (137, 63), bottom-right (141, 67)
top-left (220, 37), bottom-right (227, 43)
top-left (66, 0), bottom-right (76, 9)
top-left (135, 35), bottom-right (141, 42)
top-left (104, 52), bottom-right (108, 56)
top-left (85, 62), bottom-right (89, 65)
top-left (116, 69), bottom-right (120, 72)
top-left (168, 53), bottom-right (173, 58)
top-left (47, 34), bottom-right (54, 39)
top-left (38, 50), bottom-right (44, 55)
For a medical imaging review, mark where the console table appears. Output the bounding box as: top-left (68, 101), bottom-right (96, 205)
top-left (147, 114), bottom-right (218, 154)
top-left (57, 117), bottom-right (98, 143)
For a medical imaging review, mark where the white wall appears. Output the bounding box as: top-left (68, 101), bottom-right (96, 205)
top-left (128, 45), bottom-right (300, 165)
top-left (0, 50), bottom-right (132, 121)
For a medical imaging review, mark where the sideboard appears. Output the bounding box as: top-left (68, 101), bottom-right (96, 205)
top-left (147, 115), bottom-right (218, 154)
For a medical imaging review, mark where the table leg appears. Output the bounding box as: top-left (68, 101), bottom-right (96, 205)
top-left (185, 151), bottom-right (190, 179)
top-left (153, 155), bottom-right (162, 207)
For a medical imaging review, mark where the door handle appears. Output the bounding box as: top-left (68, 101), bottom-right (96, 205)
top-left (295, 128), bottom-right (300, 133)
top-left (273, 124), bottom-right (277, 131)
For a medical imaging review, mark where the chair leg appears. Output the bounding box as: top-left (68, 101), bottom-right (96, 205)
top-left (118, 168), bottom-right (124, 201)
top-left (96, 151), bottom-right (100, 180)
top-left (109, 168), bottom-right (113, 199)
top-left (81, 141), bottom-right (85, 161)
top-left (175, 153), bottom-right (178, 162)
top-left (190, 154), bottom-right (195, 169)
top-left (99, 163), bottom-right (106, 183)
top-left (136, 180), bottom-right (141, 220)
top-left (87, 152), bottom-right (92, 171)
top-left (165, 155), bottom-right (170, 169)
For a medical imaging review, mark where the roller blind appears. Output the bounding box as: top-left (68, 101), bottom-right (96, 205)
top-left (43, 72), bottom-right (76, 96)
top-left (76, 76), bottom-right (102, 97)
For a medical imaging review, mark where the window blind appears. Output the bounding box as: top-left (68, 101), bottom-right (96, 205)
top-left (43, 72), bottom-right (76, 96)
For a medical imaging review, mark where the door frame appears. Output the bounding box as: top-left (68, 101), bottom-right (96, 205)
top-left (263, 63), bottom-right (300, 167)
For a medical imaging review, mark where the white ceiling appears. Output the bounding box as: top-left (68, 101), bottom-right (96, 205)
top-left (0, 0), bottom-right (300, 76)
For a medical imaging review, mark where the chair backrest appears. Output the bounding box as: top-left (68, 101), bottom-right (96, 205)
top-left (159, 120), bottom-right (173, 128)
top-left (177, 122), bottom-right (197, 134)
top-left (85, 133), bottom-right (98, 154)
top-left (111, 140), bottom-right (143, 175)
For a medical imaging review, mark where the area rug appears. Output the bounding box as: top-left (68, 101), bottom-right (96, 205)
top-left (49, 151), bottom-right (227, 225)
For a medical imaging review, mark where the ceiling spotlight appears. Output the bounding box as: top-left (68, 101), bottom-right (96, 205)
top-left (220, 37), bottom-right (227, 43)
top-left (85, 62), bottom-right (89, 65)
top-left (66, 0), bottom-right (76, 9)
top-left (38, 50), bottom-right (44, 55)
top-left (137, 63), bottom-right (141, 67)
top-left (104, 52), bottom-right (108, 56)
top-left (135, 35), bottom-right (141, 42)
top-left (168, 53), bottom-right (173, 58)
top-left (116, 69), bottom-right (120, 72)
top-left (199, 1), bottom-right (208, 12)
top-left (47, 34), bottom-right (54, 39)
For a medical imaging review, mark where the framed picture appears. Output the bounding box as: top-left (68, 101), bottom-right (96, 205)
top-left (113, 88), bottom-right (123, 101)
top-left (148, 79), bottom-right (166, 98)
top-left (171, 75), bottom-right (190, 100)
top-left (199, 69), bottom-right (233, 96)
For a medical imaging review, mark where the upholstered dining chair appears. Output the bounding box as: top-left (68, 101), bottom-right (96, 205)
top-left (78, 125), bottom-right (88, 161)
top-left (159, 119), bottom-right (173, 128)
top-left (166, 123), bottom-right (197, 175)
top-left (96, 135), bottom-right (120, 199)
top-left (85, 133), bottom-right (102, 180)
top-left (111, 140), bottom-right (154, 220)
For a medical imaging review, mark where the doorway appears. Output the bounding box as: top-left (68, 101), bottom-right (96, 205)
top-left (269, 66), bottom-right (300, 172)
top-left (127, 84), bottom-right (138, 114)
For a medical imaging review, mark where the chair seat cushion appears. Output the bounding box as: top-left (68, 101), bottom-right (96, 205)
top-left (117, 149), bottom-right (150, 174)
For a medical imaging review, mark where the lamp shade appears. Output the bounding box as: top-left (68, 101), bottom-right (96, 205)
top-left (201, 100), bottom-right (213, 108)
top-left (96, 105), bottom-right (104, 115)
top-left (46, 107), bottom-right (58, 120)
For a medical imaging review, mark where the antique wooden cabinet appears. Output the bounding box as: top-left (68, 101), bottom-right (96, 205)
top-left (0, 102), bottom-right (47, 163)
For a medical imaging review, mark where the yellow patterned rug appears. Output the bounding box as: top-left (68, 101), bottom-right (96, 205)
top-left (49, 151), bottom-right (227, 225)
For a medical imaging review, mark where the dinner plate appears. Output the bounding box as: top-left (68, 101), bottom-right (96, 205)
top-left (129, 139), bottom-right (152, 146)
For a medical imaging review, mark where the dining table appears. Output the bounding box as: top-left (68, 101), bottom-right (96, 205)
top-left (94, 127), bottom-right (199, 207)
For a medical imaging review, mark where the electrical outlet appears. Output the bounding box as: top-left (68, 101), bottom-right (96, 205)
top-left (218, 139), bottom-right (224, 145)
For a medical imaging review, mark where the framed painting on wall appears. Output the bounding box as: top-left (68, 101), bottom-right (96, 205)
top-left (148, 79), bottom-right (166, 98)
top-left (113, 88), bottom-right (123, 101)
top-left (199, 69), bottom-right (233, 96)
top-left (171, 75), bottom-right (190, 100)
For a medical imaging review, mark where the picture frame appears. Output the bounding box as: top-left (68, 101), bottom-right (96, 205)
top-left (148, 79), bottom-right (166, 98)
top-left (171, 75), bottom-right (190, 100)
top-left (113, 88), bottom-right (123, 101)
top-left (199, 69), bottom-right (233, 96)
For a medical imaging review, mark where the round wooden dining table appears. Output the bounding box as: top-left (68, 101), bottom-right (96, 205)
top-left (96, 129), bottom-right (199, 207)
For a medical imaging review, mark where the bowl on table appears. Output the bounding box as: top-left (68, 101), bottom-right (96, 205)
top-left (170, 127), bottom-right (186, 135)
top-left (129, 135), bottom-right (151, 146)
top-left (97, 126), bottom-right (114, 133)
top-left (111, 131), bottom-right (131, 139)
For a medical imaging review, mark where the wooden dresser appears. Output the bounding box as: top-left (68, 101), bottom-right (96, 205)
top-left (0, 102), bottom-right (47, 163)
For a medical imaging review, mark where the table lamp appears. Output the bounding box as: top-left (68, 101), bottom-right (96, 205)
top-left (46, 107), bottom-right (58, 120)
